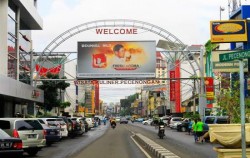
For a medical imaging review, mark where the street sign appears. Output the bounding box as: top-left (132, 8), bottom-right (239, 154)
top-left (219, 50), bottom-right (250, 62)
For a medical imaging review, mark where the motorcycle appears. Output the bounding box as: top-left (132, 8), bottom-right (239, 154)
top-left (158, 125), bottom-right (165, 139)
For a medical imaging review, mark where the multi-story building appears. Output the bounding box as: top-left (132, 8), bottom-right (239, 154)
top-left (0, 0), bottom-right (44, 117)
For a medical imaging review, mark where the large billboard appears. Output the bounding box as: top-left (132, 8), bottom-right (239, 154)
top-left (77, 41), bottom-right (156, 79)
top-left (210, 20), bottom-right (247, 43)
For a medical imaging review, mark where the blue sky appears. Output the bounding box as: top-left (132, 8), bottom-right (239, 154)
top-left (32, 0), bottom-right (250, 104)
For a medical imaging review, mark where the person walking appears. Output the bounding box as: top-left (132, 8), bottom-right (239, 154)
top-left (187, 119), bottom-right (193, 135)
top-left (192, 119), bottom-right (198, 142)
top-left (196, 118), bottom-right (204, 143)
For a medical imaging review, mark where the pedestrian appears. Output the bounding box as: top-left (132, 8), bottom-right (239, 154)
top-left (103, 117), bottom-right (107, 125)
top-left (187, 119), bottom-right (193, 135)
top-left (196, 118), bottom-right (204, 143)
top-left (192, 119), bottom-right (198, 142)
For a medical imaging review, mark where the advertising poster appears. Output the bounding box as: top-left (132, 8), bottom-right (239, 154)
top-left (210, 20), bottom-right (247, 43)
top-left (77, 41), bottom-right (156, 79)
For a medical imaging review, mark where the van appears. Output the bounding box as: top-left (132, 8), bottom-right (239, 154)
top-left (204, 116), bottom-right (229, 124)
top-left (0, 118), bottom-right (46, 156)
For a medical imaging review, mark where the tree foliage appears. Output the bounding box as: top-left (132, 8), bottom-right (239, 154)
top-left (60, 101), bottom-right (71, 108)
top-left (216, 81), bottom-right (250, 123)
top-left (38, 73), bottom-right (70, 112)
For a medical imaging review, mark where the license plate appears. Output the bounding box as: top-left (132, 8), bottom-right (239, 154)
top-left (27, 134), bottom-right (36, 139)
top-left (50, 132), bottom-right (55, 135)
top-left (0, 142), bottom-right (12, 149)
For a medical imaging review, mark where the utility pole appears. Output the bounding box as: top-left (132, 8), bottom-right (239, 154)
top-left (193, 78), bottom-right (196, 115)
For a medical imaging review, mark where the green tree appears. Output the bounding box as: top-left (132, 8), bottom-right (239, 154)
top-left (60, 101), bottom-right (71, 108)
top-left (38, 73), bottom-right (70, 112)
top-left (216, 81), bottom-right (245, 123)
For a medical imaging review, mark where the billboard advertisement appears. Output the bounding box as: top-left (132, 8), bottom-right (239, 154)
top-left (210, 20), bottom-right (247, 43)
top-left (77, 41), bottom-right (156, 79)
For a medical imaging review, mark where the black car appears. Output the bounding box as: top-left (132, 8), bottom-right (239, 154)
top-left (67, 118), bottom-right (81, 137)
top-left (0, 128), bottom-right (23, 158)
top-left (177, 121), bottom-right (190, 132)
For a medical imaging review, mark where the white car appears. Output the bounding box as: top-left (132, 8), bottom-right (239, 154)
top-left (85, 118), bottom-right (94, 129)
top-left (170, 122), bottom-right (182, 129)
top-left (115, 117), bottom-right (121, 122)
top-left (169, 117), bottom-right (183, 129)
top-left (142, 119), bottom-right (153, 125)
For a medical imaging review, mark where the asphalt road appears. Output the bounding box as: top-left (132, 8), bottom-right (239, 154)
top-left (24, 125), bottom-right (109, 158)
top-left (23, 122), bottom-right (222, 158)
top-left (129, 122), bottom-right (222, 158)
top-left (72, 123), bottom-right (147, 158)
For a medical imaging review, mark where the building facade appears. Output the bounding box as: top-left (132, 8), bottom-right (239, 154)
top-left (0, 0), bottom-right (44, 117)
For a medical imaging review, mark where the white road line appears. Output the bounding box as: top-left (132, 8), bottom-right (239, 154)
top-left (130, 135), bottom-right (152, 158)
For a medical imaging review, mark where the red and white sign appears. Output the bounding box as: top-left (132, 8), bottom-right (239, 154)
top-left (205, 77), bottom-right (214, 100)
top-left (169, 71), bottom-right (175, 101)
top-left (77, 41), bottom-right (156, 79)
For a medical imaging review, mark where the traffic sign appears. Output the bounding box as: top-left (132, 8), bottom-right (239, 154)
top-left (219, 50), bottom-right (250, 62)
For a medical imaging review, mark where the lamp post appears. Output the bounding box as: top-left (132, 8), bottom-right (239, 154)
top-left (220, 6), bottom-right (225, 20)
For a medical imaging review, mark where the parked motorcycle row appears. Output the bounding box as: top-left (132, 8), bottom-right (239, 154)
top-left (0, 116), bottom-right (102, 157)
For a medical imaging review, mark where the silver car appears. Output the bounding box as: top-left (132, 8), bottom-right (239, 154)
top-left (0, 118), bottom-right (46, 156)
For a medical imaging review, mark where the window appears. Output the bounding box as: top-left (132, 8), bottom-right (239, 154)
top-left (216, 118), bottom-right (228, 124)
top-left (205, 117), bottom-right (215, 124)
top-left (0, 120), bottom-right (11, 129)
top-left (15, 120), bottom-right (43, 131)
top-left (8, 6), bottom-right (17, 79)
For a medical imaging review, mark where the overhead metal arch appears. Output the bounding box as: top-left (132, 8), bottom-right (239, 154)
top-left (34, 19), bottom-right (206, 118)
top-left (41, 19), bottom-right (186, 54)
top-left (34, 19), bottom-right (201, 81)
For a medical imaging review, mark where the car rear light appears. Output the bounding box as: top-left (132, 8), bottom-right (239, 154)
top-left (13, 142), bottom-right (22, 149)
top-left (43, 130), bottom-right (47, 138)
top-left (72, 123), bottom-right (76, 129)
top-left (13, 129), bottom-right (19, 138)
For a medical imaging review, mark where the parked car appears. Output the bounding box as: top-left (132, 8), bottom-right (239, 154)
top-left (142, 119), bottom-right (153, 125)
top-left (80, 118), bottom-right (89, 132)
top-left (39, 118), bottom-right (68, 138)
top-left (57, 116), bottom-right (73, 137)
top-left (204, 116), bottom-right (229, 133)
top-left (0, 118), bottom-right (46, 156)
top-left (37, 119), bottom-right (61, 146)
top-left (169, 117), bottom-right (183, 129)
top-left (0, 128), bottom-right (23, 158)
top-left (176, 120), bottom-right (190, 132)
top-left (70, 117), bottom-right (85, 135)
top-left (204, 116), bottom-right (229, 124)
top-left (85, 118), bottom-right (94, 129)
top-left (120, 117), bottom-right (128, 124)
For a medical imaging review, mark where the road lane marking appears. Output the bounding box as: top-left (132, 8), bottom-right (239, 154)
top-left (130, 135), bottom-right (152, 158)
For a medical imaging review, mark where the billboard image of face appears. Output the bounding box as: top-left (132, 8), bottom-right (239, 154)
top-left (77, 41), bottom-right (156, 79)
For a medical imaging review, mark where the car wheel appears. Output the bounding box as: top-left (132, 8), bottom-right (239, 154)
top-left (144, 122), bottom-right (148, 125)
top-left (181, 126), bottom-right (186, 132)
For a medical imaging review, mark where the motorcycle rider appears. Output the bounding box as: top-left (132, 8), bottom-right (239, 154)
top-left (158, 118), bottom-right (165, 127)
top-left (110, 118), bottom-right (116, 128)
top-left (158, 118), bottom-right (165, 136)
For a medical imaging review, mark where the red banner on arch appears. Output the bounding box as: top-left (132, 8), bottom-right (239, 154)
top-left (35, 64), bottom-right (61, 77)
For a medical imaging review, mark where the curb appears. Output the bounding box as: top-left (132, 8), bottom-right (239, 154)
top-left (134, 133), bottom-right (180, 158)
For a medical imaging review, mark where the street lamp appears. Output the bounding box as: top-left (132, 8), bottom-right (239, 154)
top-left (220, 6), bottom-right (225, 20)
